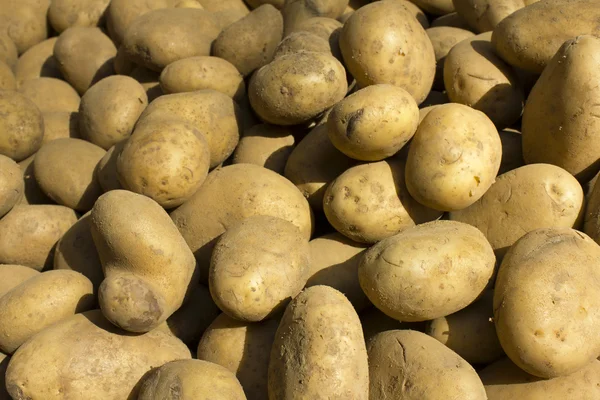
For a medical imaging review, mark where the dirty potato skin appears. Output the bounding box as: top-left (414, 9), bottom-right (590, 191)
top-left (273, 32), bottom-right (332, 59)
top-left (268, 286), bottom-right (369, 400)
top-left (0, 265), bottom-right (39, 298)
top-left (0, 91), bottom-right (44, 162)
top-left (0, 155), bottom-right (23, 218)
top-left (5, 310), bottom-right (191, 400)
top-left (0, 61), bottom-right (15, 90)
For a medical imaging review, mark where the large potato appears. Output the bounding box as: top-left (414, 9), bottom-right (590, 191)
top-left (453, 0), bottom-right (538, 33)
top-left (0, 265), bottom-right (39, 298)
top-left (14, 38), bottom-right (61, 84)
top-left (494, 228), bottom-right (600, 378)
top-left (42, 112), bottom-right (79, 143)
top-left (359, 220), bottom-right (496, 322)
top-left (339, 0), bottom-right (435, 104)
top-left (0, 0), bottom-right (50, 54)
top-left (426, 26), bottom-right (475, 90)
top-left (232, 124), bottom-right (295, 174)
top-left (17, 77), bottom-right (80, 113)
top-left (48, 0), bottom-right (111, 33)
top-left (5, 310), bottom-right (191, 400)
top-left (0, 90), bottom-right (44, 162)
top-left (0, 155), bottom-right (23, 218)
top-left (268, 286), bottom-right (369, 399)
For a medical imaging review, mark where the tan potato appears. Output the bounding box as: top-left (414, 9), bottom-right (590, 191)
top-left (48, 0), bottom-right (111, 33)
top-left (0, 90), bottom-right (44, 162)
top-left (408, 0), bottom-right (453, 15)
top-left (17, 155), bottom-right (54, 205)
top-left (117, 119), bottom-right (210, 209)
top-left (584, 172), bottom-right (600, 244)
top-left (450, 164), bottom-right (584, 258)
top-left (106, 0), bottom-right (178, 46)
top-left (397, 1), bottom-right (429, 28)
top-left (418, 104), bottom-right (439, 124)
top-left (0, 265), bottom-right (39, 298)
top-left (129, 66), bottom-right (163, 102)
top-left (268, 286), bottom-right (369, 399)
top-left (14, 37), bottom-right (62, 84)
top-left (0, 0), bottom-right (50, 54)
top-left (79, 75), bottom-right (148, 150)
top-left (5, 310), bottom-right (191, 400)
top-left (34, 138), bottom-right (106, 211)
top-left (0, 270), bottom-right (94, 354)
top-left (360, 220), bottom-right (496, 321)
top-left (0, 155), bottom-right (23, 218)
top-left (494, 228), bottom-right (600, 378)
top-left (232, 124), bottom-right (295, 174)
top-left (137, 359), bottom-right (247, 400)
top-left (159, 56), bottom-right (246, 101)
top-left (360, 307), bottom-right (426, 345)
top-left (288, 17), bottom-right (343, 61)
top-left (96, 141), bottom-right (124, 193)
top-left (195, 0), bottom-right (249, 14)
top-left (282, 0), bottom-right (348, 35)
top-left (41, 111), bottom-right (79, 143)
top-left (453, 0), bottom-right (537, 33)
top-left (175, 0), bottom-right (204, 8)
top-left (171, 164), bottom-right (313, 283)
top-left (426, 26), bottom-right (475, 90)
top-left (197, 314), bottom-right (278, 400)
top-left (91, 190), bottom-right (198, 332)
top-left (327, 84), bottom-right (419, 161)
top-left (340, 0), bottom-right (435, 104)
top-left (405, 103), bottom-right (502, 211)
top-left (522, 35), bottom-right (600, 181)
top-left (273, 32), bottom-right (332, 59)
top-left (368, 330), bottom-right (487, 399)
top-left (498, 128), bottom-right (523, 174)
top-left (431, 11), bottom-right (471, 29)
top-left (18, 77), bottom-right (80, 113)
top-left (0, 32), bottom-right (17, 69)
top-left (213, 5), bottom-right (283, 77)
top-left (53, 27), bottom-right (117, 94)
top-left (0, 61), bottom-right (15, 90)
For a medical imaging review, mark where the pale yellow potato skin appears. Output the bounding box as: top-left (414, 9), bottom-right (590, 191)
top-left (17, 156), bottom-right (54, 205)
top-left (197, 313), bottom-right (279, 400)
top-left (96, 141), bottom-right (124, 192)
top-left (106, 0), bottom-right (178, 46)
top-left (17, 77), bottom-right (80, 113)
top-left (48, 0), bottom-right (111, 33)
top-left (368, 330), bottom-right (487, 400)
top-left (288, 17), bottom-right (343, 61)
top-left (0, 91), bottom-right (44, 162)
top-left (0, 0), bottom-right (50, 54)
top-left (452, 0), bottom-right (538, 33)
top-left (5, 310), bottom-right (191, 400)
top-left (359, 220), bottom-right (495, 322)
top-left (480, 358), bottom-right (600, 399)
top-left (494, 228), bottom-right (600, 378)
top-left (0, 32), bottom-right (17, 69)
top-left (232, 124), bottom-right (295, 174)
top-left (522, 36), bottom-right (600, 181)
top-left (90, 190), bottom-right (197, 332)
top-left (42, 111), bottom-right (79, 143)
top-left (14, 38), bottom-right (62, 84)
top-left (408, 0), bottom-right (453, 15)
top-left (426, 26), bottom-right (475, 90)
top-left (0, 265), bottom-right (39, 298)
top-left (450, 164), bottom-right (584, 258)
top-left (0, 61), bottom-right (15, 90)
top-left (268, 286), bottom-right (369, 400)
top-left (430, 11), bottom-right (471, 29)
top-left (405, 103), bottom-right (502, 212)
top-left (0, 155), bottom-right (23, 218)
top-left (339, 0), bottom-right (435, 104)
top-left (282, 0), bottom-right (348, 36)
top-left (273, 32), bottom-right (332, 59)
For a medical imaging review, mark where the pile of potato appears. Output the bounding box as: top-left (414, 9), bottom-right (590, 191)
top-left (1, 0), bottom-right (600, 398)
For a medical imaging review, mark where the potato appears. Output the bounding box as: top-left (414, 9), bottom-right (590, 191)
top-left (0, 270), bottom-right (94, 354)
top-left (360, 307), bottom-right (426, 345)
top-left (273, 32), bottom-right (332, 59)
top-left (268, 286), bottom-right (369, 399)
top-left (408, 0), bottom-right (453, 15)
top-left (396, 1), bottom-right (429, 28)
top-left (0, 155), bottom-right (23, 218)
top-left (106, 0), bottom-right (178, 46)
top-left (282, 0), bottom-right (348, 35)
top-left (249, 51), bottom-right (347, 125)
top-left (129, 65), bottom-right (163, 102)
top-left (137, 90), bottom-right (243, 168)
top-left (53, 27), bottom-right (117, 94)
top-left (123, 8), bottom-right (220, 72)
top-left (159, 56), bottom-right (245, 101)
top-left (340, 1), bottom-right (435, 104)
top-left (198, 313), bottom-right (279, 400)
top-left (494, 228), bottom-right (600, 378)
top-left (426, 26), bottom-right (475, 90)
top-left (453, 0), bottom-right (537, 33)
top-left (0, 265), bottom-right (39, 298)
top-left (78, 76), bottom-right (148, 150)
top-left (444, 32), bottom-right (524, 129)
top-left (96, 141), bottom-right (124, 192)
top-left (41, 111), bottom-right (79, 143)
top-left (480, 358), bottom-right (600, 399)
top-left (0, 90), bottom-right (44, 162)
top-left (522, 36), bottom-right (600, 181)
top-left (213, 5), bottom-right (283, 77)
top-left (406, 103), bottom-right (502, 211)
top-left (288, 17), bottom-right (343, 60)
top-left (5, 310), bottom-right (191, 400)
top-left (0, 352), bottom-right (8, 399)
top-left (360, 220), bottom-right (495, 321)
top-left (450, 164), bottom-right (584, 257)
top-left (584, 173), bottom-right (600, 244)
top-left (176, 0), bottom-right (204, 7)
top-left (498, 128), bottom-right (523, 174)
top-left (90, 190), bottom-right (197, 332)
top-left (34, 138), bottom-right (105, 211)
top-left (492, 0), bottom-right (600, 74)
top-left (48, 0), bottom-right (111, 33)
top-left (113, 45), bottom-right (134, 75)
top-left (0, 32), bottom-right (17, 69)
top-left (368, 330), bottom-right (487, 399)
top-left (171, 164), bottom-right (313, 282)
top-left (17, 156), bottom-right (54, 205)
top-left (327, 84), bottom-right (419, 161)
top-left (14, 38), bottom-right (62, 84)
top-left (0, 61), bottom-right (15, 90)
top-left (117, 119), bottom-right (210, 209)
top-left (0, 0), bottom-right (50, 54)
top-left (137, 359), bottom-right (247, 400)
top-left (17, 77), bottom-right (80, 113)
top-left (431, 11), bottom-right (472, 29)
top-left (232, 124), bottom-right (295, 174)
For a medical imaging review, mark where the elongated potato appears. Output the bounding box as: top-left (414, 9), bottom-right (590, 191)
top-left (0, 155), bottom-right (23, 218)
top-left (0, 90), bottom-right (44, 162)
top-left (0, 265), bottom-right (39, 298)
top-left (14, 37), bottom-right (61, 84)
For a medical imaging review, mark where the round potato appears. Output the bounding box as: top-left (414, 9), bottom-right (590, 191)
top-left (0, 0), bottom-right (50, 54)
top-left (0, 90), bottom-right (44, 162)
top-left (0, 155), bottom-right (23, 218)
top-left (426, 26), bottom-right (475, 90)
top-left (48, 0), bottom-right (111, 33)
top-left (18, 77), bottom-right (80, 113)
top-left (42, 111), bottom-right (79, 143)
top-left (17, 155), bottom-right (54, 205)
top-left (360, 220), bottom-right (496, 321)
top-left (0, 265), bottom-right (39, 298)
top-left (232, 124), bottom-right (295, 174)
top-left (0, 32), bottom-right (17, 69)
top-left (96, 141), bottom-right (124, 193)
top-left (14, 37), bottom-right (61, 84)
top-left (0, 61), bottom-right (15, 90)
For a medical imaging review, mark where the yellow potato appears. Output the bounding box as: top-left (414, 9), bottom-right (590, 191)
top-left (0, 155), bottom-right (23, 218)
top-left (425, 26), bottom-right (475, 90)
top-left (0, 0), bottom-right (50, 54)
top-left (18, 77), bottom-right (80, 113)
top-left (0, 90), bottom-right (44, 162)
top-left (14, 37), bottom-right (62, 84)
top-left (0, 61), bottom-right (15, 90)
top-left (232, 124), bottom-right (295, 174)
top-left (42, 112), bottom-right (79, 143)
top-left (106, 0), bottom-right (178, 46)
top-left (0, 265), bottom-right (39, 298)
top-left (453, 0), bottom-right (537, 33)
top-left (48, 0), bottom-right (111, 33)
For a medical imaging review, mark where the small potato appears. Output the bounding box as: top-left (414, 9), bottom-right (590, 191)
top-left (53, 27), bottom-right (117, 94)
top-left (324, 158), bottom-right (443, 244)
top-left (232, 124), bottom-right (295, 174)
top-left (268, 286), bottom-right (369, 399)
top-left (431, 11), bottom-right (471, 29)
top-left (17, 155), bottom-right (54, 205)
top-left (34, 138), bottom-right (106, 211)
top-left (14, 37), bottom-right (62, 84)
top-left (210, 216), bottom-right (310, 321)
top-left (426, 26), bottom-right (475, 90)
top-left (494, 228), bottom-right (600, 378)
top-left (288, 17), bottom-right (343, 61)
top-left (0, 61), bottom-right (15, 90)
top-left (359, 220), bottom-right (496, 321)
top-left (117, 119), bottom-right (210, 209)
top-left (0, 155), bottom-right (23, 218)
top-left (0, 0), bottom-right (50, 54)
top-left (450, 164), bottom-right (584, 257)
top-left (48, 0), bottom-right (111, 33)
top-left (96, 141), bottom-right (124, 193)
top-left (167, 284), bottom-right (220, 346)
top-left (198, 313), bottom-right (279, 400)
top-left (405, 103), bottom-right (502, 211)
top-left (498, 128), bottom-right (523, 174)
top-left (79, 75), bottom-right (148, 150)
top-left (129, 66), bottom-right (163, 102)
top-left (0, 270), bottom-right (94, 354)
top-left (137, 359), bottom-right (247, 400)
top-left (159, 56), bottom-right (245, 101)
top-left (273, 32), bottom-right (332, 59)
top-left (213, 5), bottom-right (283, 76)
top-left (249, 51), bottom-right (347, 125)
top-left (282, 0), bottom-right (348, 35)
top-left (42, 111), bottom-right (79, 143)
top-left (0, 32), bottom-right (17, 69)
top-left (360, 307), bottom-right (426, 345)
top-left (327, 84), bottom-right (419, 161)
top-left (18, 77), bottom-right (80, 113)
top-left (0, 91), bottom-right (44, 162)
top-left (408, 0), bottom-right (453, 15)
top-left (368, 330), bottom-right (487, 399)
top-left (0, 265), bottom-right (39, 298)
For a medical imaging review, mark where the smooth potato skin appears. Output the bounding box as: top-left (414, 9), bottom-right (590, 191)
top-left (48, 0), bottom-right (111, 33)
top-left (409, 0), bottom-right (454, 15)
top-left (42, 111), bottom-right (79, 143)
top-left (17, 77), bottom-right (80, 113)
top-left (452, 0), bottom-right (535, 33)
top-left (0, 0), bottom-right (50, 54)
top-left (14, 38), bottom-right (62, 84)
top-left (232, 124), bottom-right (295, 174)
top-left (0, 61), bottom-right (15, 90)
top-left (0, 91), bottom-right (44, 162)
top-left (0, 155), bottom-right (23, 218)
top-left (426, 26), bottom-right (475, 90)
top-left (0, 265), bottom-right (39, 298)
